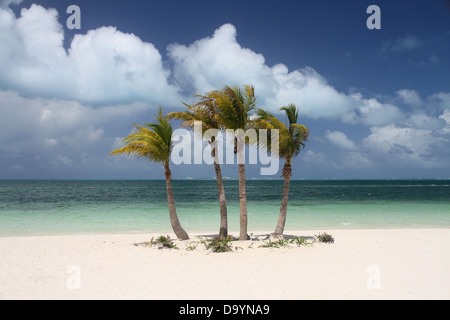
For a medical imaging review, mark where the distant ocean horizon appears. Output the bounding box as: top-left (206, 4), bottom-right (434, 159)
top-left (1, 179), bottom-right (449, 236)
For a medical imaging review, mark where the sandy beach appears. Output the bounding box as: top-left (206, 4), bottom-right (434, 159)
top-left (1, 228), bottom-right (449, 300)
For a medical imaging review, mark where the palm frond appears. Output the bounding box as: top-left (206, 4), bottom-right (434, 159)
top-left (215, 85), bottom-right (256, 131)
top-left (253, 104), bottom-right (309, 160)
top-left (168, 92), bottom-right (224, 143)
top-left (110, 107), bottom-right (174, 164)
top-left (280, 104), bottom-right (299, 125)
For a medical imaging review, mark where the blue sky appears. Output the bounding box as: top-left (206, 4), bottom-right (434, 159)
top-left (1, 0), bottom-right (449, 179)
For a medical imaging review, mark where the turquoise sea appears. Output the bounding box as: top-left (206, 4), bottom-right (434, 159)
top-left (0, 180), bottom-right (449, 236)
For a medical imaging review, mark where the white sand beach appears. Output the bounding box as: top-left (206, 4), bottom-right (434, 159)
top-left (1, 228), bottom-right (449, 300)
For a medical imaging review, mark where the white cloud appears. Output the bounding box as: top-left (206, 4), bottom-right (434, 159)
top-left (1, 2), bottom-right (450, 177)
top-left (324, 130), bottom-right (358, 150)
top-left (405, 112), bottom-right (446, 130)
top-left (0, 4), bottom-right (412, 127)
top-left (68, 26), bottom-right (180, 105)
top-left (168, 23), bottom-right (355, 120)
top-left (362, 125), bottom-right (447, 168)
top-left (269, 65), bottom-right (355, 119)
top-left (1, 5), bottom-right (73, 97)
top-left (429, 92), bottom-right (450, 110)
top-left (347, 94), bottom-right (405, 126)
top-left (316, 104), bottom-right (450, 171)
top-left (314, 132), bottom-right (375, 169)
top-left (168, 23), bottom-right (423, 126)
top-left (0, 4), bottom-right (181, 106)
top-left (396, 89), bottom-right (423, 108)
top-left (439, 110), bottom-right (450, 134)
top-left (0, 90), bottom-right (157, 172)
top-left (168, 24), bottom-right (279, 103)
top-left (440, 109), bottom-right (450, 125)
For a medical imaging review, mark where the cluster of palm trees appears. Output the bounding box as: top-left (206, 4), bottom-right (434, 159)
top-left (110, 85), bottom-right (309, 241)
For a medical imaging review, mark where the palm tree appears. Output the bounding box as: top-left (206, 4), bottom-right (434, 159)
top-left (167, 91), bottom-right (229, 239)
top-left (215, 85), bottom-right (257, 240)
top-left (110, 107), bottom-right (190, 240)
top-left (254, 104), bottom-right (309, 236)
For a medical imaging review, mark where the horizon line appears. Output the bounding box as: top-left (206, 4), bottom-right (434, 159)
top-left (1, 178), bottom-right (449, 181)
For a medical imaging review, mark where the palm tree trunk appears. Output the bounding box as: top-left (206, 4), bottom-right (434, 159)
top-left (214, 161), bottom-right (228, 239)
top-left (214, 165), bottom-right (228, 240)
top-left (211, 140), bottom-right (228, 239)
top-left (236, 137), bottom-right (248, 241)
top-left (164, 163), bottom-right (189, 240)
top-left (238, 163), bottom-right (248, 240)
top-left (274, 176), bottom-right (290, 236)
top-left (274, 161), bottom-right (292, 236)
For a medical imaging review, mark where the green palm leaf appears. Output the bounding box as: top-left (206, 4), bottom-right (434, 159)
top-left (254, 104), bottom-right (309, 161)
top-left (110, 107), bottom-right (173, 164)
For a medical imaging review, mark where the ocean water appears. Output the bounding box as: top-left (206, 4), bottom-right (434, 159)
top-left (0, 180), bottom-right (449, 236)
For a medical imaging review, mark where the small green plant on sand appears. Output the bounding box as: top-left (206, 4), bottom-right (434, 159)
top-left (185, 242), bottom-right (198, 251)
top-left (290, 236), bottom-right (311, 247)
top-left (315, 232), bottom-right (334, 244)
top-left (259, 236), bottom-right (313, 248)
top-left (201, 237), bottom-right (233, 253)
top-left (153, 235), bottom-right (179, 249)
top-left (259, 238), bottom-right (290, 248)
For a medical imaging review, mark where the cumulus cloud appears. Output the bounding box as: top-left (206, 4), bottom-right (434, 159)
top-left (397, 89), bottom-right (423, 108)
top-left (310, 132), bottom-right (375, 170)
top-left (0, 91), bottom-right (158, 177)
top-left (168, 23), bottom-right (355, 119)
top-left (168, 24), bottom-right (279, 103)
top-left (269, 65), bottom-right (355, 119)
top-left (0, 3), bottom-right (410, 124)
top-left (405, 112), bottom-right (446, 130)
top-left (324, 130), bottom-right (358, 150)
top-left (429, 92), bottom-right (450, 110)
top-left (68, 26), bottom-right (180, 105)
top-left (315, 93), bottom-right (450, 172)
top-left (362, 124), bottom-right (449, 168)
top-left (0, 3), bottom-right (181, 106)
top-left (345, 93), bottom-right (405, 126)
top-left (1, 2), bottom-right (450, 177)
top-left (168, 23), bottom-right (421, 127)
top-left (309, 115), bottom-right (450, 172)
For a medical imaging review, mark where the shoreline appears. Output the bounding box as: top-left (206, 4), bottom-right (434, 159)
top-left (1, 228), bottom-right (449, 300)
